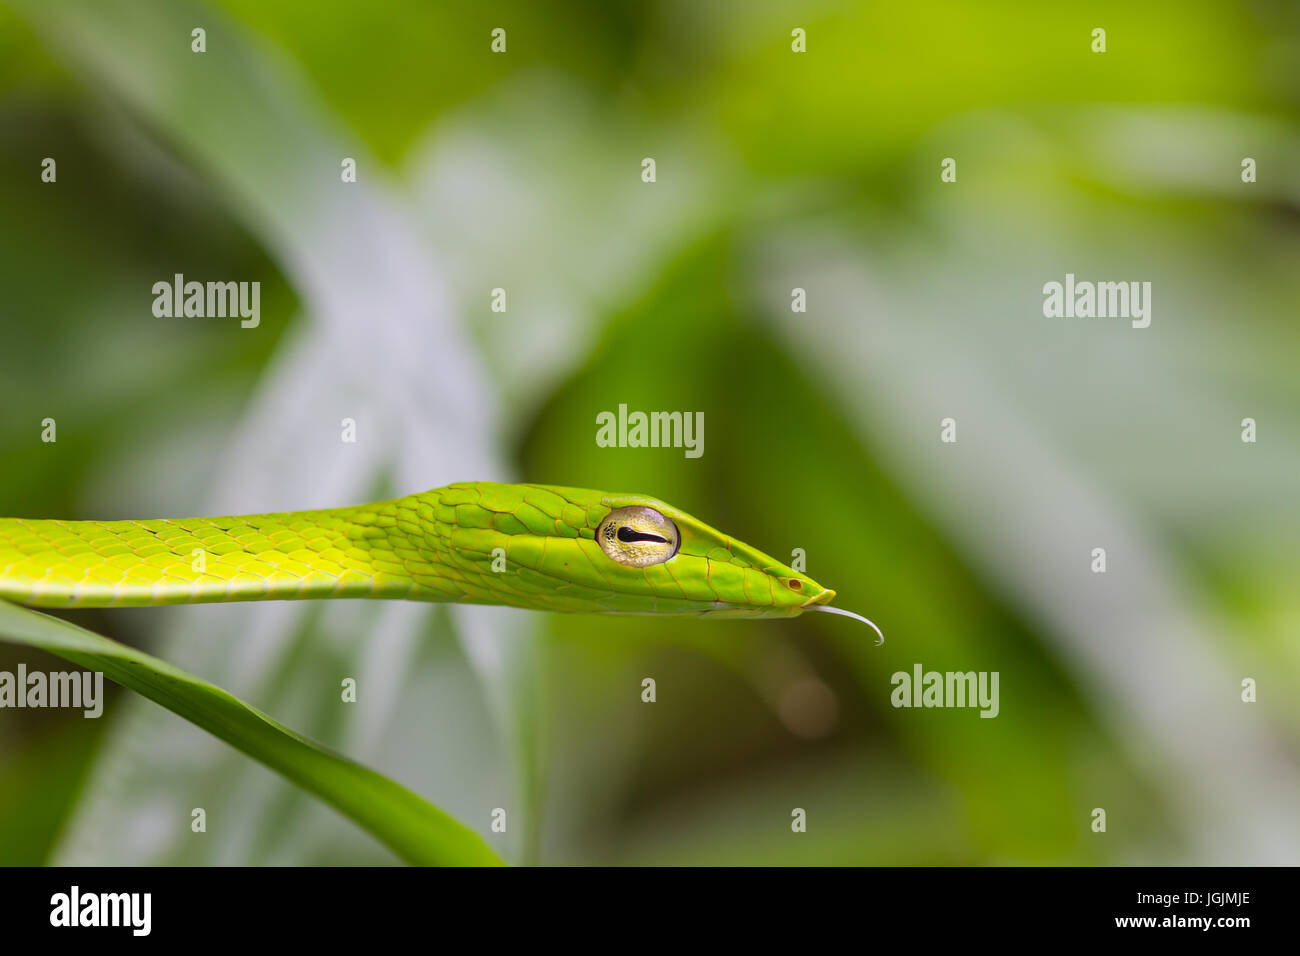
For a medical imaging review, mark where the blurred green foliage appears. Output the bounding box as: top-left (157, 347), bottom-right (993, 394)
top-left (1, 0), bottom-right (1296, 864)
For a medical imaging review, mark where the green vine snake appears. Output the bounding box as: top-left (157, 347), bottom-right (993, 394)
top-left (0, 482), bottom-right (882, 642)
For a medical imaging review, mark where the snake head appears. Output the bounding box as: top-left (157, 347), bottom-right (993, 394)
top-left (427, 483), bottom-right (877, 638)
top-left (587, 491), bottom-right (836, 619)
top-left (484, 484), bottom-right (835, 619)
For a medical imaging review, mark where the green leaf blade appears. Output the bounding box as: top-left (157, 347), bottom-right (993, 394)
top-left (0, 601), bottom-right (502, 867)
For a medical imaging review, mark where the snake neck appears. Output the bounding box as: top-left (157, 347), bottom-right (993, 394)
top-left (0, 492), bottom-right (464, 609)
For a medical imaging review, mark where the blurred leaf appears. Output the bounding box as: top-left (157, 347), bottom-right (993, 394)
top-left (0, 601), bottom-right (502, 866)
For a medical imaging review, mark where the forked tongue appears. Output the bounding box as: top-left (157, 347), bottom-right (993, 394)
top-left (807, 605), bottom-right (884, 645)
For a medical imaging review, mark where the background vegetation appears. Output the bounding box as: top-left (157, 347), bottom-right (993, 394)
top-left (1, 0), bottom-right (1297, 865)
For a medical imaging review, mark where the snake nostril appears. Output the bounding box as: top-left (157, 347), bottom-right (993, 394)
top-left (788, 579), bottom-right (802, 590)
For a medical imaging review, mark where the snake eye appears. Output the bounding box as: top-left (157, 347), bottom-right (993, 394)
top-left (597, 506), bottom-right (680, 567)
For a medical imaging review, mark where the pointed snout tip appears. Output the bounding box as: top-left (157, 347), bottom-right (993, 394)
top-left (802, 587), bottom-right (836, 608)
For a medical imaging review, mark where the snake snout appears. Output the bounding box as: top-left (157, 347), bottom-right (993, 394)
top-left (801, 587), bottom-right (836, 608)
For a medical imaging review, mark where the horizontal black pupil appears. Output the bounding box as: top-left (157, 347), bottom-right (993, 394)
top-left (617, 526), bottom-right (667, 544)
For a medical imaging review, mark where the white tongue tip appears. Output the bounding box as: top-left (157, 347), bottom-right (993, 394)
top-left (807, 605), bottom-right (884, 645)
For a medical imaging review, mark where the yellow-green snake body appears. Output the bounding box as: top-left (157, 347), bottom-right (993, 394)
top-left (0, 482), bottom-right (843, 620)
